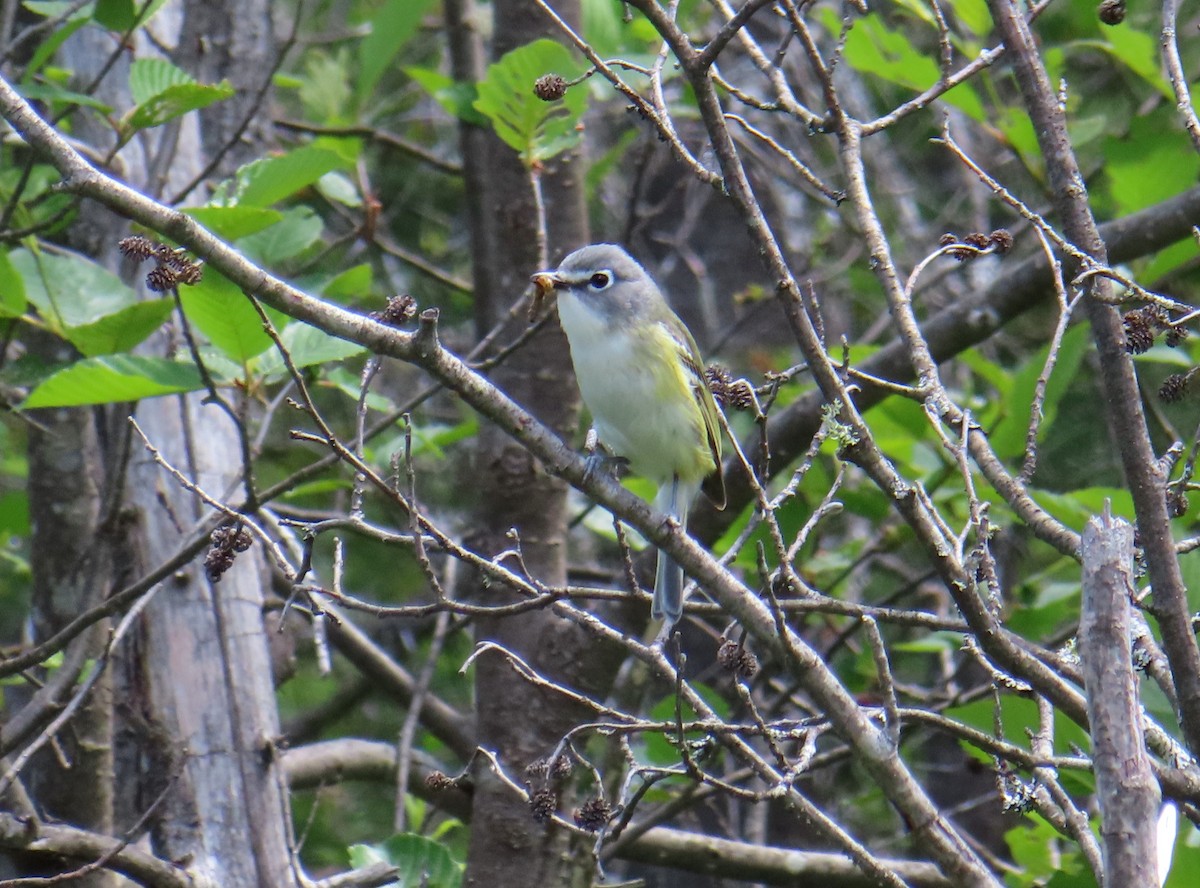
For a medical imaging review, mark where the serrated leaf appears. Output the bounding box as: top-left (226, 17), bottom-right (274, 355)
top-left (125, 81), bottom-right (234, 132)
top-left (63, 299), bottom-right (173, 356)
top-left (0, 249), bottom-right (26, 317)
top-left (473, 39), bottom-right (588, 165)
top-left (9, 247), bottom-right (136, 331)
top-left (300, 51), bottom-right (353, 123)
top-left (356, 0), bottom-right (439, 103)
top-left (22, 355), bottom-right (204, 407)
top-left (348, 834), bottom-right (462, 888)
top-left (184, 205), bottom-right (283, 240)
top-left (129, 58), bottom-right (194, 104)
top-left (178, 270), bottom-right (275, 364)
top-left (252, 321), bottom-right (364, 378)
top-left (232, 146), bottom-right (349, 208)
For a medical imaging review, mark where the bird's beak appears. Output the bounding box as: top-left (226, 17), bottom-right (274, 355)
top-left (531, 271), bottom-right (561, 297)
top-left (529, 271), bottom-right (561, 323)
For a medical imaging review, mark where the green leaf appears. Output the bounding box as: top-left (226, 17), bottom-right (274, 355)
top-left (94, 0), bottom-right (135, 30)
top-left (97, 0), bottom-right (170, 28)
top-left (1006, 818), bottom-right (1066, 884)
top-left (322, 264), bottom-right (372, 300)
top-left (0, 249), bottom-right (27, 317)
top-left (1102, 27), bottom-right (1171, 97)
top-left (1005, 579), bottom-right (1081, 639)
top-left (945, 0), bottom-right (991, 38)
top-left (1104, 108), bottom-right (1200, 215)
top-left (9, 247), bottom-right (136, 331)
top-left (230, 146), bottom-right (349, 208)
top-left (0, 165), bottom-right (70, 231)
top-left (473, 39), bottom-right (588, 166)
top-left (184, 205), bottom-right (284, 240)
top-left (892, 631), bottom-right (964, 654)
top-left (124, 74), bottom-right (234, 133)
top-left (23, 1), bottom-right (84, 14)
top-left (22, 16), bottom-right (87, 81)
top-left (586, 129), bottom-right (638, 198)
top-left (63, 299), bottom-right (173, 356)
top-left (1027, 486), bottom-right (1133, 532)
top-left (22, 356), bottom-right (204, 407)
top-left (123, 59), bottom-right (234, 133)
top-left (325, 366), bottom-right (394, 413)
top-left (252, 321), bottom-right (365, 378)
top-left (826, 14), bottom-right (985, 120)
top-left (0, 490), bottom-right (30, 536)
top-left (347, 834), bottom-right (462, 888)
top-left (582, 0), bottom-right (635, 57)
top-left (315, 171), bottom-right (361, 208)
top-left (1144, 239), bottom-right (1200, 286)
top-left (129, 58), bottom-right (193, 104)
top-left (994, 106), bottom-right (1042, 164)
top-left (299, 51), bottom-right (353, 123)
top-left (371, 418), bottom-right (480, 463)
top-left (839, 15), bottom-right (936, 90)
top-left (947, 694), bottom-right (1090, 759)
top-left (356, 0), bottom-right (439, 104)
top-left (1164, 823), bottom-right (1200, 888)
top-left (178, 270), bottom-right (275, 364)
top-left (17, 81), bottom-right (113, 113)
top-left (239, 207), bottom-right (324, 265)
top-left (407, 66), bottom-right (486, 126)
top-left (988, 323), bottom-right (1089, 462)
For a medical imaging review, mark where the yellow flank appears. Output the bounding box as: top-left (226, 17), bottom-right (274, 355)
top-left (627, 323), bottom-right (717, 484)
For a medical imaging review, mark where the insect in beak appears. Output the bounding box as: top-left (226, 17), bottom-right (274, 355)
top-left (529, 272), bottom-right (562, 322)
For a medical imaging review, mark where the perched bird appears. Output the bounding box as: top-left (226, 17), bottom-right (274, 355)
top-left (532, 244), bottom-right (726, 626)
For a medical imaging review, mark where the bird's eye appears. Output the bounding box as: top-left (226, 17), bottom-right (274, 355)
top-left (588, 271), bottom-right (612, 290)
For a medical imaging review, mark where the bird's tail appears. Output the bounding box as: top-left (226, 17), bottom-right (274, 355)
top-left (652, 476), bottom-right (693, 626)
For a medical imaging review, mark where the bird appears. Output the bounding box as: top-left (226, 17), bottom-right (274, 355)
top-left (532, 243), bottom-right (726, 627)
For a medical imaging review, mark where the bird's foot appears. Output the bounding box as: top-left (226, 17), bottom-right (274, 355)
top-left (583, 452), bottom-right (630, 485)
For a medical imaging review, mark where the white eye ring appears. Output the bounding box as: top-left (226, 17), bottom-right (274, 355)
top-left (588, 271), bottom-right (613, 290)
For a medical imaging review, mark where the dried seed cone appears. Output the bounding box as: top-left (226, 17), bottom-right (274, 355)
top-left (573, 798), bottom-right (613, 832)
top-left (1098, 0), bottom-right (1126, 24)
top-left (533, 74), bottom-right (568, 101)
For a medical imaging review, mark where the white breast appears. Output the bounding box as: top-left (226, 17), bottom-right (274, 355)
top-left (558, 292), bottom-right (708, 485)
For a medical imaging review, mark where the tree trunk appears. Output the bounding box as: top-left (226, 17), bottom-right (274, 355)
top-left (450, 1), bottom-right (620, 884)
top-left (17, 2), bottom-right (296, 885)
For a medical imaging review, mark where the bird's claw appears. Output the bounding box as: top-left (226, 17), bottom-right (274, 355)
top-left (583, 452), bottom-right (630, 485)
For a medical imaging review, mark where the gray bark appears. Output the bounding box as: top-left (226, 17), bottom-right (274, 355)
top-left (16, 3), bottom-right (296, 885)
top-left (1080, 509), bottom-right (1161, 886)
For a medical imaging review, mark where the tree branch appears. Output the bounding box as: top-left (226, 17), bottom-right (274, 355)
top-left (984, 0), bottom-right (1200, 756)
top-left (1080, 509), bottom-right (1161, 884)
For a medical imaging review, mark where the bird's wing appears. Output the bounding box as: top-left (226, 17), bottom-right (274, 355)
top-left (671, 325), bottom-right (727, 511)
